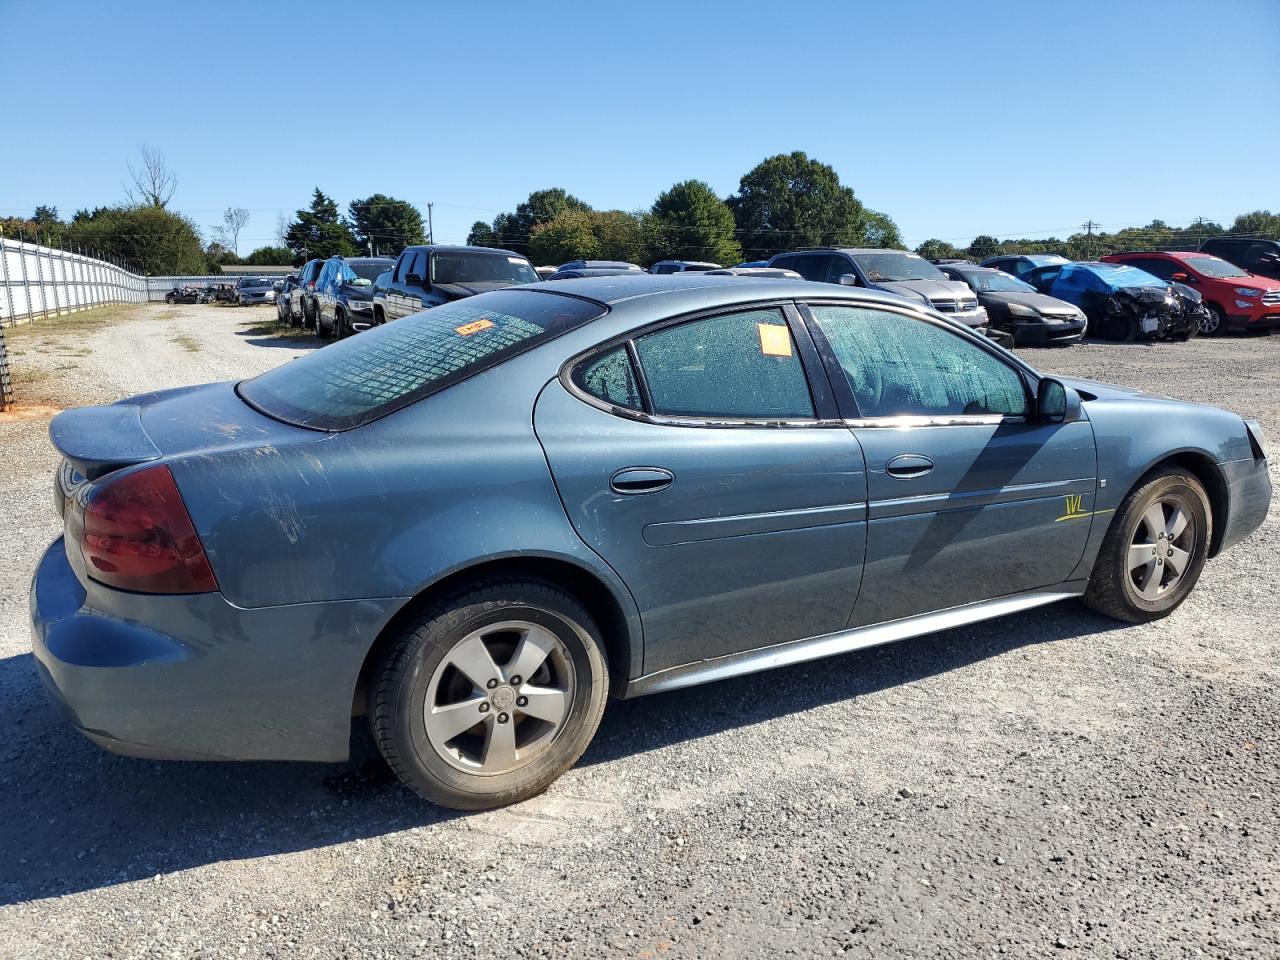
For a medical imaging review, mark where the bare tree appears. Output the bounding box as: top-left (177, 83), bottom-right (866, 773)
top-left (125, 144), bottom-right (177, 208)
top-left (274, 211), bottom-right (289, 248)
top-left (210, 206), bottom-right (251, 256)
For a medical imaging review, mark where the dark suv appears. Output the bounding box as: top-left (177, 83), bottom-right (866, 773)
top-left (1199, 237), bottom-right (1280, 282)
top-left (290, 259), bottom-right (326, 328)
top-left (314, 257), bottom-right (395, 338)
top-left (769, 248), bottom-right (989, 329)
top-left (373, 245), bottom-right (538, 323)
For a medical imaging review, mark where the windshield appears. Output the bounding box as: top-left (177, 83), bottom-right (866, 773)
top-left (1184, 256), bottom-right (1248, 279)
top-left (960, 270), bottom-right (1036, 293)
top-left (851, 253), bottom-right (946, 283)
top-left (238, 290), bottom-right (605, 430)
top-left (244, 280), bottom-right (271, 288)
top-left (432, 252), bottom-right (538, 286)
top-left (348, 261), bottom-right (392, 284)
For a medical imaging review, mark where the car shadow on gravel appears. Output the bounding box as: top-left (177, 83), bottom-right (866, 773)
top-left (0, 601), bottom-right (1121, 906)
top-left (582, 601), bottom-right (1126, 767)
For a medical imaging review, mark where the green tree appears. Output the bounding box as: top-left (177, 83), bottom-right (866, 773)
top-left (915, 238), bottom-right (961, 261)
top-left (32, 206), bottom-right (60, 228)
top-left (1226, 211), bottom-right (1279, 236)
top-left (284, 188), bottom-right (357, 261)
top-left (65, 205), bottom-right (206, 274)
top-left (242, 245), bottom-right (295, 266)
top-left (727, 152), bottom-right (876, 261)
top-left (474, 188), bottom-right (593, 255)
top-left (467, 220), bottom-right (499, 247)
top-left (967, 235), bottom-right (1001, 261)
top-left (528, 210), bottom-right (600, 265)
top-left (204, 242), bottom-right (239, 273)
top-left (348, 194), bottom-right (425, 257)
top-left (863, 209), bottom-right (903, 249)
top-left (648, 179), bottom-right (741, 265)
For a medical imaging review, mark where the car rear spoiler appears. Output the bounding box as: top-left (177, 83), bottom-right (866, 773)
top-left (49, 403), bottom-right (161, 481)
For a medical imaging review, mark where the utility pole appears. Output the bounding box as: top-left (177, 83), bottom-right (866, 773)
top-left (1081, 220), bottom-right (1099, 259)
top-left (427, 203), bottom-right (434, 245)
top-left (1191, 217), bottom-right (1208, 249)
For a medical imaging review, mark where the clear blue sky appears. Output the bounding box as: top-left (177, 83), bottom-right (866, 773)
top-left (3, 0), bottom-right (1277, 253)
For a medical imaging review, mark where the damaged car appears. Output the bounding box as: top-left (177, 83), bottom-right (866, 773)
top-left (1023, 262), bottom-right (1199, 342)
top-left (938, 264), bottom-right (1087, 346)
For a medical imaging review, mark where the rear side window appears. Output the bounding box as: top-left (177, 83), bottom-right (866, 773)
top-left (632, 309), bottom-right (814, 419)
top-left (239, 291), bottom-right (606, 430)
top-left (575, 347), bottom-right (642, 410)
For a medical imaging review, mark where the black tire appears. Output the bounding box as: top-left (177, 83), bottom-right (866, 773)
top-left (1202, 304), bottom-right (1226, 337)
top-left (335, 309), bottom-right (348, 339)
top-left (1084, 467), bottom-right (1212, 623)
top-left (372, 579), bottom-right (609, 810)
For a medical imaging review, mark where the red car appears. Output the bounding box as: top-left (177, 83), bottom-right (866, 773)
top-left (1101, 251), bottom-right (1280, 336)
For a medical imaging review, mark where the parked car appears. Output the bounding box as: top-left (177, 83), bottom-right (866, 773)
top-left (34, 275), bottom-right (1271, 809)
top-left (372, 245), bottom-right (540, 324)
top-left (546, 268), bottom-right (642, 281)
top-left (768, 248), bottom-right (989, 329)
top-left (981, 254), bottom-right (1070, 279)
top-left (234, 277), bottom-right (276, 306)
top-left (275, 275), bottom-right (300, 323)
top-left (929, 258), bottom-right (974, 265)
top-left (290, 259), bottom-right (326, 328)
top-left (1101, 251), bottom-right (1280, 336)
top-left (314, 257), bottom-right (395, 338)
top-left (1199, 237), bottom-right (1280, 282)
top-left (938, 264), bottom-right (1087, 346)
top-left (210, 283), bottom-right (236, 303)
top-left (1022, 262), bottom-right (1199, 341)
top-left (535, 266), bottom-right (558, 280)
top-left (649, 260), bottom-right (721, 274)
top-left (556, 260), bottom-right (644, 273)
top-left (164, 286), bottom-right (203, 304)
top-left (732, 260), bottom-right (770, 269)
top-left (705, 267), bottom-right (803, 279)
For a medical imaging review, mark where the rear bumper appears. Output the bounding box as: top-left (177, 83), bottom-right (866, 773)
top-left (1217, 455), bottom-right (1272, 555)
top-left (30, 538), bottom-right (401, 762)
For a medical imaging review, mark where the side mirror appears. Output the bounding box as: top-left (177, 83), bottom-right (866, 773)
top-left (1036, 377), bottom-right (1078, 424)
top-left (1170, 272), bottom-right (1189, 282)
top-left (836, 273), bottom-right (859, 286)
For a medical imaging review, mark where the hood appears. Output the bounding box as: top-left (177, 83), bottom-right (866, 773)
top-left (434, 280), bottom-right (522, 300)
top-left (875, 278), bottom-right (973, 305)
top-left (1055, 376), bottom-right (1181, 403)
top-left (979, 291), bottom-right (1080, 315)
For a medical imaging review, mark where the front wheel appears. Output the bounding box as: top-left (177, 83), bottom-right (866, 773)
top-left (372, 580), bottom-right (609, 810)
top-left (1202, 304), bottom-right (1226, 337)
top-left (1084, 468), bottom-right (1211, 623)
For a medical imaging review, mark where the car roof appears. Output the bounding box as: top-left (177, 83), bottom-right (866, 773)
top-left (404, 244), bottom-right (527, 257)
top-left (520, 272), bottom-right (919, 312)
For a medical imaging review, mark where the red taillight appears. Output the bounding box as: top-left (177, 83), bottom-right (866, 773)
top-left (81, 464), bottom-right (218, 594)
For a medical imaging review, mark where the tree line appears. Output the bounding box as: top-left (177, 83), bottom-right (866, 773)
top-left (3, 145), bottom-right (1277, 275)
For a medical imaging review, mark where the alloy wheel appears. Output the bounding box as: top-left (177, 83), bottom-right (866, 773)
top-left (423, 620), bottom-right (575, 776)
top-left (1202, 305), bottom-right (1223, 336)
top-left (1127, 495), bottom-right (1197, 602)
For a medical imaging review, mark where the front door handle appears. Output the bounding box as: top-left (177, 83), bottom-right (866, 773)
top-left (886, 454), bottom-right (934, 479)
top-left (610, 467), bottom-right (675, 495)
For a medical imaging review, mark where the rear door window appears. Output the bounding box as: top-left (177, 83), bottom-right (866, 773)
top-left (239, 290), bottom-right (606, 430)
top-left (632, 309), bottom-right (814, 419)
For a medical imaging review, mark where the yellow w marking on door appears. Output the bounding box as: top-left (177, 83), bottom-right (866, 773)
top-left (1056, 494), bottom-right (1091, 522)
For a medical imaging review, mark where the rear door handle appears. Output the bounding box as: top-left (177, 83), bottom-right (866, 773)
top-left (886, 454), bottom-right (934, 479)
top-left (610, 467), bottom-right (675, 495)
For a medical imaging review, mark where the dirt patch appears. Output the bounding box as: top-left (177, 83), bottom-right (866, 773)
top-left (0, 404), bottom-right (62, 422)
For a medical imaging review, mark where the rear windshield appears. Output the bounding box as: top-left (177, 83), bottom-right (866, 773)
top-left (238, 290), bottom-right (605, 430)
top-left (349, 261), bottom-right (392, 282)
top-left (432, 252), bottom-right (538, 285)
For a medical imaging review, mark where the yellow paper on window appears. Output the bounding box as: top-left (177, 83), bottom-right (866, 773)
top-left (455, 318), bottom-right (495, 336)
top-left (758, 323), bottom-right (793, 357)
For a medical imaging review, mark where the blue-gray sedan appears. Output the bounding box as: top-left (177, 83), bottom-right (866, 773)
top-left (31, 275), bottom-right (1272, 809)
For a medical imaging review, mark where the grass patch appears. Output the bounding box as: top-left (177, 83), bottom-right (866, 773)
top-left (171, 334), bottom-right (201, 353)
top-left (4, 302), bottom-right (147, 338)
top-left (238, 317), bottom-right (315, 344)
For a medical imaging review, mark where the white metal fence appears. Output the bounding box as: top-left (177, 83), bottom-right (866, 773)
top-left (0, 238), bottom-right (148, 326)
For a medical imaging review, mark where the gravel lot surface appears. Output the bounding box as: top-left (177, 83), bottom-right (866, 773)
top-left (1, 306), bottom-right (1277, 959)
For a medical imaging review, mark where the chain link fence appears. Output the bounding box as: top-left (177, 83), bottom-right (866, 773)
top-left (0, 237), bottom-right (148, 327)
top-left (0, 325), bottom-right (13, 411)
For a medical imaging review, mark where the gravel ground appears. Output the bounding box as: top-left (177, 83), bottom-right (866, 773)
top-left (0, 306), bottom-right (1277, 959)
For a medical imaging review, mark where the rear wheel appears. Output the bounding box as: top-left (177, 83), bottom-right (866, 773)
top-left (372, 580), bottom-right (608, 810)
top-left (335, 309), bottom-right (348, 339)
top-left (1084, 468), bottom-right (1211, 623)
